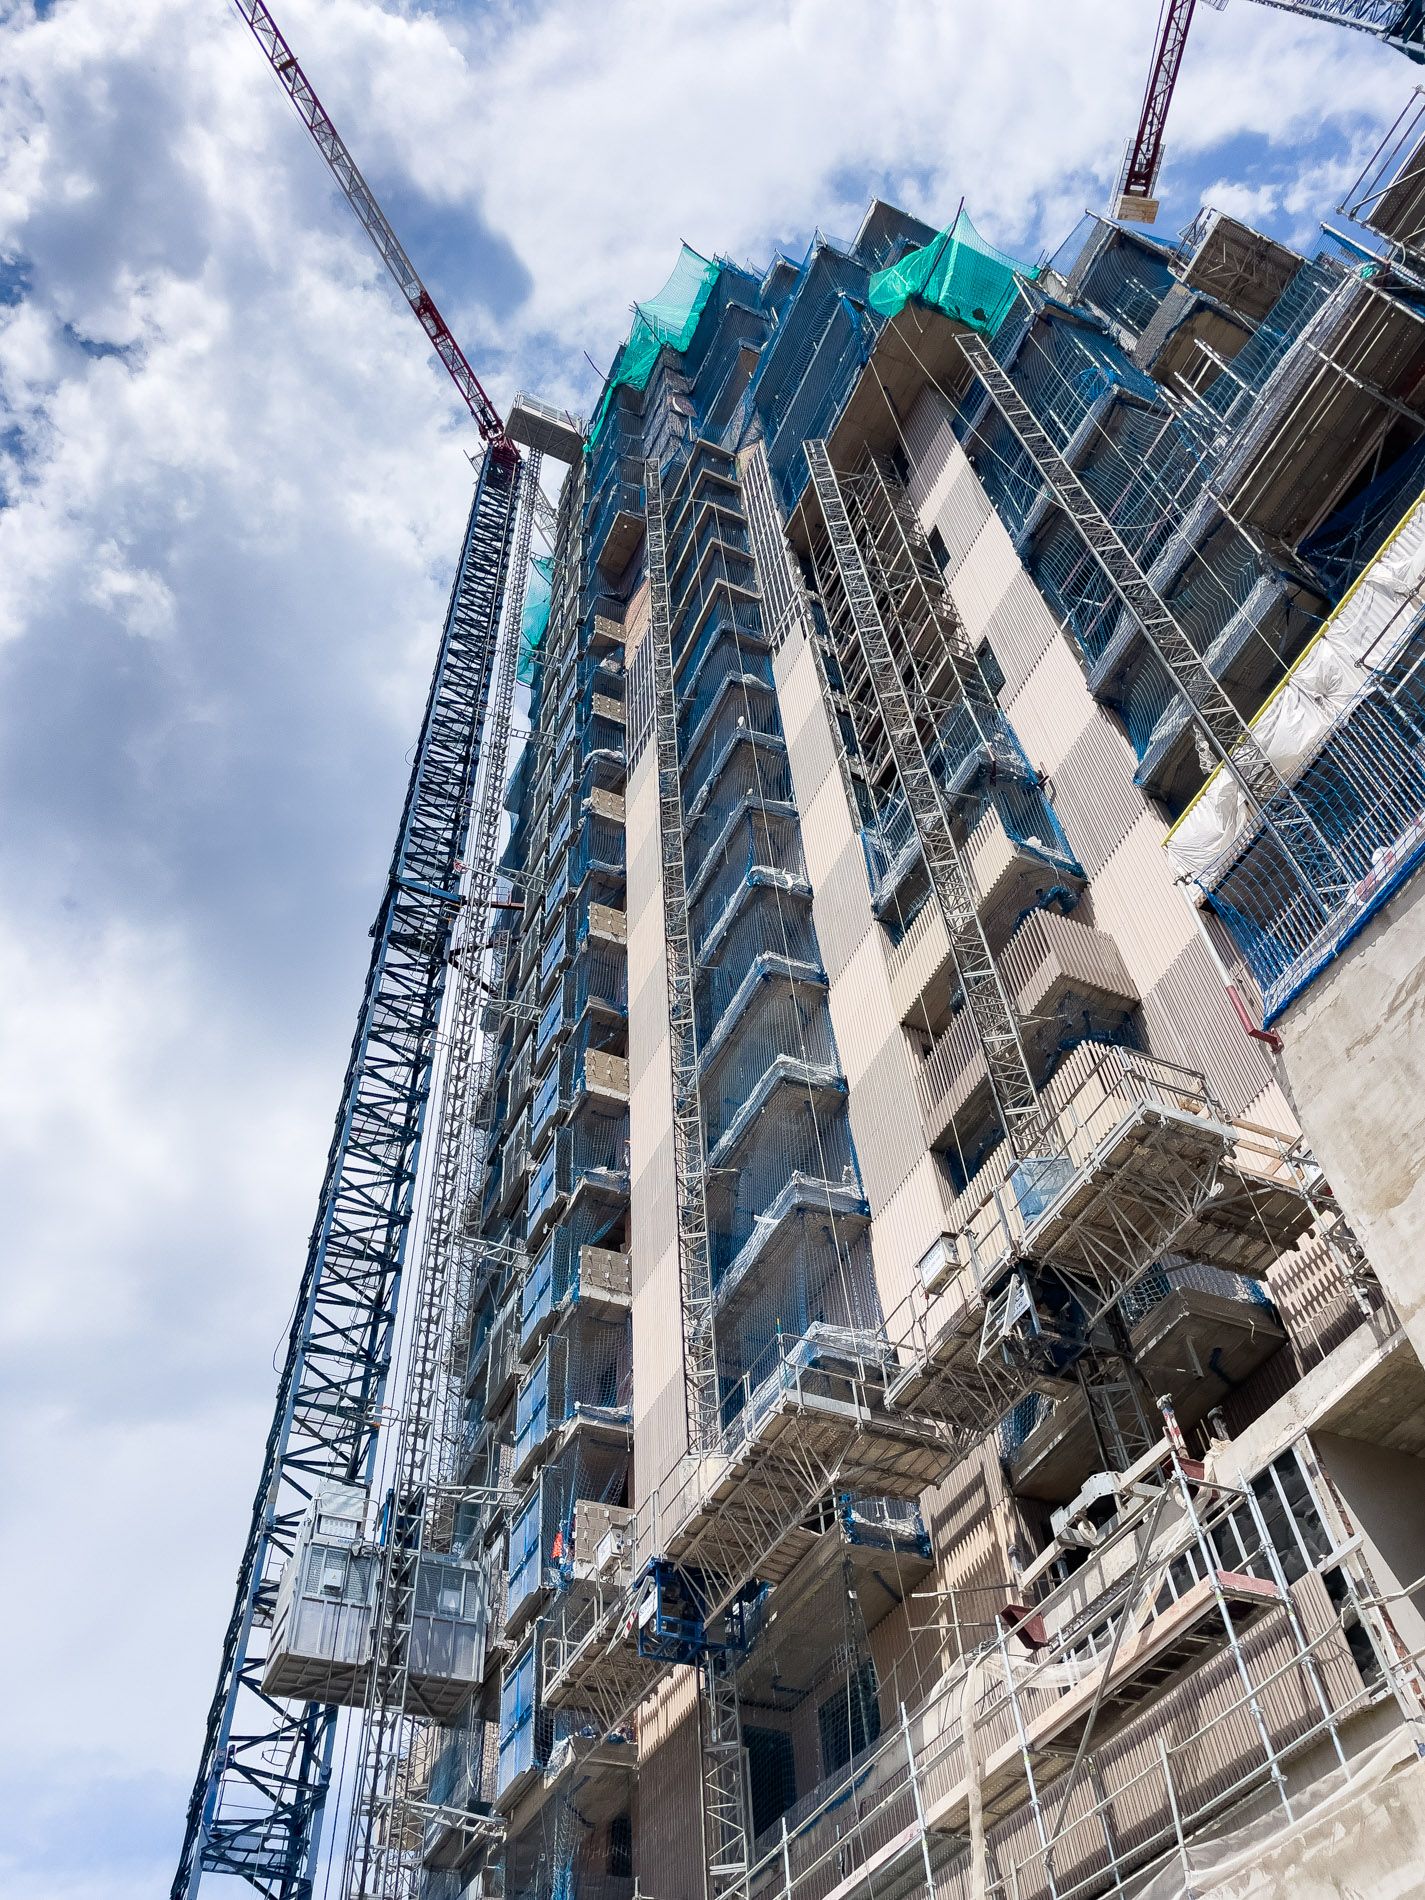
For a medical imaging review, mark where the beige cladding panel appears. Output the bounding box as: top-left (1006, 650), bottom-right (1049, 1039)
top-left (904, 384), bottom-right (961, 515)
top-left (1046, 709), bottom-right (1147, 877)
top-left (635, 1667), bottom-right (703, 1900)
top-left (776, 632), bottom-right (839, 817)
top-left (1140, 933), bottom-right (1279, 1118)
top-left (1000, 630), bottom-right (1094, 777)
top-left (870, 1151), bottom-right (956, 1315)
top-left (948, 506), bottom-right (1020, 635)
top-left (806, 797), bottom-right (876, 985)
top-left (983, 568), bottom-right (1065, 703)
top-left (623, 748), bottom-right (688, 1494)
top-left (1087, 807), bottom-right (1197, 993)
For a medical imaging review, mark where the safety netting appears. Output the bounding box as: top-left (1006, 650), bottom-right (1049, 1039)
top-left (586, 244), bottom-right (722, 455)
top-left (867, 207), bottom-right (1028, 335)
top-left (516, 555), bottom-right (554, 685)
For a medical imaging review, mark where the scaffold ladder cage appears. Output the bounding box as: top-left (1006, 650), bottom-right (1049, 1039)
top-left (805, 438), bottom-right (1042, 1156)
top-left (955, 331), bottom-right (1351, 907)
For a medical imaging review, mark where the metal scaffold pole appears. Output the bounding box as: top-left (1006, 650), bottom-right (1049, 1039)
top-left (172, 445), bottom-right (521, 1900)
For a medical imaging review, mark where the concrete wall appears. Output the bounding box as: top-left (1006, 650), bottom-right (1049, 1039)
top-left (1278, 869), bottom-right (1425, 1364)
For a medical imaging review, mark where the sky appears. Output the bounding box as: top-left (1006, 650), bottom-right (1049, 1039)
top-left (0, 0), bottom-right (1406, 1893)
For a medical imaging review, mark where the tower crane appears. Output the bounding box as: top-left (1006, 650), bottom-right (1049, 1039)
top-left (172, 5), bottom-right (566, 1894)
top-left (1115, 0), bottom-right (1425, 225)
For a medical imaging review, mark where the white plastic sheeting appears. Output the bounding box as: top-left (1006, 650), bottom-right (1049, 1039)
top-left (1166, 495), bottom-right (1425, 881)
top-left (1134, 1724), bottom-right (1424, 1900)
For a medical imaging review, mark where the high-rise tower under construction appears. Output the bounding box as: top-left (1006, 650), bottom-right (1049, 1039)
top-left (181, 85), bottom-right (1425, 1900)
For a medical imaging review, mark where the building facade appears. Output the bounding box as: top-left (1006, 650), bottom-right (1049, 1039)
top-left (433, 122), bottom-right (1425, 1900)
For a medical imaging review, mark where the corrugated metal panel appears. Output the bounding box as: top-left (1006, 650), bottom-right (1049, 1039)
top-left (984, 569), bottom-right (1063, 702)
top-left (871, 1152), bottom-right (957, 1314)
top-left (628, 958), bottom-right (669, 1093)
top-left (1086, 809), bottom-right (1197, 991)
top-left (629, 1060), bottom-right (672, 1194)
top-left (949, 510), bottom-right (1020, 634)
top-left (998, 633), bottom-right (1092, 776)
top-left (1047, 711), bottom-right (1146, 877)
top-left (886, 901), bottom-right (951, 1025)
top-left (1266, 1231), bottom-right (1371, 1366)
top-left (1139, 934), bottom-right (1280, 1117)
top-left (825, 930), bottom-right (895, 1086)
top-left (930, 459), bottom-right (994, 585)
top-left (798, 743), bottom-right (857, 889)
top-left (810, 826), bottom-right (875, 984)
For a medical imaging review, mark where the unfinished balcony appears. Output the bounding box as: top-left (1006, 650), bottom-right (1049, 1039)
top-left (739, 1432), bottom-right (1385, 1900)
top-left (679, 638), bottom-right (777, 771)
top-left (688, 803), bottom-right (810, 961)
top-left (1202, 263), bottom-right (1425, 547)
top-left (539, 1328), bottom-right (953, 1735)
top-left (519, 1224), bottom-right (631, 1364)
top-left (706, 1118), bottom-right (868, 1325)
top-left (680, 678), bottom-right (786, 818)
top-left (524, 1108), bottom-right (629, 1251)
top-left (1002, 1259), bottom-right (1287, 1504)
top-left (869, 766), bottom-right (1082, 950)
top-left (675, 589), bottom-right (771, 706)
top-left (505, 1449), bottom-right (632, 1639)
top-left (527, 1035), bottom-right (629, 1157)
top-left (419, 1717), bottom-right (501, 1872)
top-left (911, 910), bottom-right (1138, 1156)
top-left (888, 1046), bottom-right (1320, 1438)
top-left (699, 974), bottom-right (842, 1160)
top-left (510, 1316), bottom-right (632, 1488)
top-left (695, 882), bottom-right (824, 1048)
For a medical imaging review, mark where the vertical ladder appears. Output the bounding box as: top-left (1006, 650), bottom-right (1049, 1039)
top-left (645, 456), bottom-right (753, 1900)
top-left (955, 332), bottom-right (1347, 900)
top-left (342, 451), bottom-right (539, 1900)
top-left (172, 445), bottom-right (521, 1900)
top-left (806, 439), bottom-right (1042, 1158)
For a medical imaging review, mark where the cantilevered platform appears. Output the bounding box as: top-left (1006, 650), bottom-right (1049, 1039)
top-left (889, 1050), bottom-right (1316, 1433)
top-left (542, 1329), bottom-right (954, 1731)
top-left (506, 390), bottom-right (583, 463)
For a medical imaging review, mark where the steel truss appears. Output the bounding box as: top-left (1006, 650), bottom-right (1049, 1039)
top-left (645, 459), bottom-right (720, 1451)
top-left (805, 439), bottom-right (1042, 1155)
top-left (954, 332), bottom-right (1349, 905)
top-left (645, 451), bottom-right (752, 1898)
top-left (173, 446), bottom-right (521, 1900)
top-left (340, 454), bottom-right (541, 1900)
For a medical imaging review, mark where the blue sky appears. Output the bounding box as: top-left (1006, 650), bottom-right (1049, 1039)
top-left (0, 1), bottom-right (1406, 1893)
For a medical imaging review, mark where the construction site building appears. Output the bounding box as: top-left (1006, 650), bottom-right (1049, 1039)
top-left (393, 118), bottom-right (1425, 1900)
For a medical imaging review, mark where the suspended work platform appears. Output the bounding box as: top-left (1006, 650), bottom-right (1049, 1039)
top-left (889, 1049), bottom-right (1317, 1427)
top-left (541, 1326), bottom-right (952, 1732)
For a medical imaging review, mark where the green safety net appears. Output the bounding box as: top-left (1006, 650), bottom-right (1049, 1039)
top-left (867, 208), bottom-right (1028, 335)
top-left (586, 245), bottom-right (722, 454)
top-left (516, 555), bottom-right (554, 685)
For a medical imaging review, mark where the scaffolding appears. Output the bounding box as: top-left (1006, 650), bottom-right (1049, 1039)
top-left (735, 1421), bottom-right (1424, 1900)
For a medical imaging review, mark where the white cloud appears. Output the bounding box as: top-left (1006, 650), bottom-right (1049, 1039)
top-left (0, 0), bottom-right (1408, 1891)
